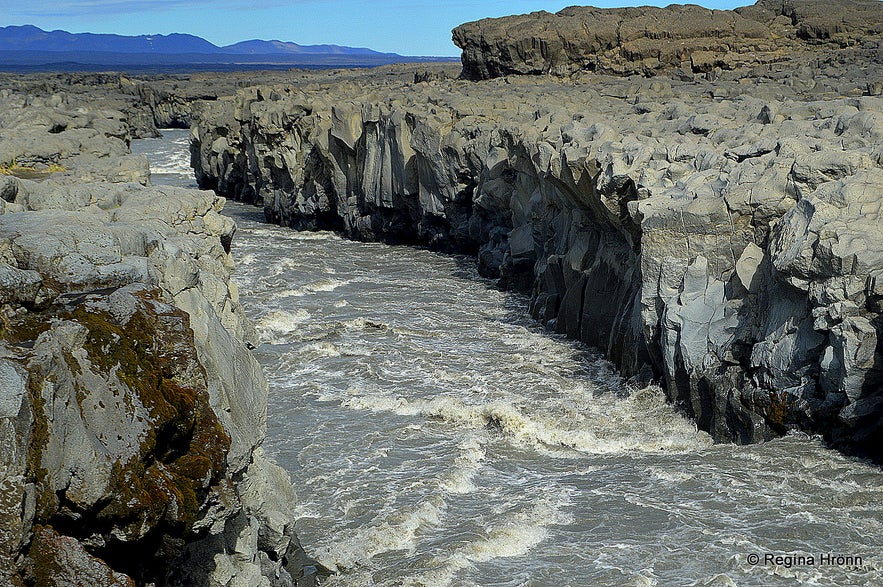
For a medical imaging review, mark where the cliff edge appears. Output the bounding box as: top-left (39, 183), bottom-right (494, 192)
top-left (0, 85), bottom-right (318, 585)
top-left (453, 0), bottom-right (883, 79)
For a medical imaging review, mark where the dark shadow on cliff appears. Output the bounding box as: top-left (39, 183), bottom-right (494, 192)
top-left (842, 313), bottom-right (883, 464)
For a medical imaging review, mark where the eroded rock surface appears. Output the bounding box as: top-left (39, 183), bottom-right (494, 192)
top-left (0, 71), bottom-right (332, 140)
top-left (453, 0), bottom-right (883, 79)
top-left (191, 55), bottom-right (882, 462)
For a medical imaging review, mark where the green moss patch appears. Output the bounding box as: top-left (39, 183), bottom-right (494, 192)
top-left (10, 286), bottom-right (232, 583)
top-left (68, 290), bottom-right (231, 536)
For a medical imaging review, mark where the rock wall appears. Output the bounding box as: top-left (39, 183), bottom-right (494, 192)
top-left (0, 87), bottom-right (320, 585)
top-left (191, 61), bottom-right (883, 463)
top-left (452, 0), bottom-right (883, 79)
top-left (0, 71), bottom-right (296, 141)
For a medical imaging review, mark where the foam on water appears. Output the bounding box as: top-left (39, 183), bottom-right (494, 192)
top-left (131, 129), bottom-right (197, 186)
top-left (341, 386), bottom-right (710, 455)
top-left (149, 150), bottom-right (191, 174)
top-left (255, 308), bottom-right (311, 343)
top-left (297, 341), bottom-right (344, 359)
top-left (273, 278), bottom-right (351, 298)
top-left (401, 491), bottom-right (574, 587)
top-left (439, 434), bottom-right (485, 494)
top-left (317, 497), bottom-right (446, 573)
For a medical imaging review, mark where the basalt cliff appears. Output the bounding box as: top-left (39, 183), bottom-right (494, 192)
top-left (190, 0), bottom-right (883, 462)
top-left (1, 1), bottom-right (881, 583)
top-left (0, 81), bottom-right (320, 584)
top-left (453, 0), bottom-right (883, 79)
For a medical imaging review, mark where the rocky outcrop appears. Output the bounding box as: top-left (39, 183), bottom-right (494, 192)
top-left (452, 0), bottom-right (883, 79)
top-left (0, 92), bottom-right (149, 185)
top-left (191, 60), bottom-right (883, 462)
top-left (118, 75), bottom-right (226, 136)
top-left (0, 88), bottom-right (320, 585)
top-left (0, 71), bottom-right (285, 141)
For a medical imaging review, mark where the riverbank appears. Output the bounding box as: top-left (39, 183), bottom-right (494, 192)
top-left (0, 77), bottom-right (321, 585)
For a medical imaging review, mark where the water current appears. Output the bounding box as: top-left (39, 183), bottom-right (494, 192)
top-left (136, 129), bottom-right (883, 587)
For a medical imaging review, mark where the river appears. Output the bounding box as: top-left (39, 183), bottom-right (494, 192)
top-left (134, 129), bottom-right (883, 587)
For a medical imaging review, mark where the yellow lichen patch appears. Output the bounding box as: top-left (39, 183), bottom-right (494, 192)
top-left (0, 160), bottom-right (66, 180)
top-left (25, 370), bottom-right (58, 522)
top-left (28, 526), bottom-right (65, 587)
top-left (0, 309), bottom-right (52, 346)
top-left (766, 390), bottom-right (795, 434)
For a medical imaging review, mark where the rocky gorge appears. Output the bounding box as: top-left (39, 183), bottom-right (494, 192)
top-left (1, 0), bottom-right (882, 583)
top-left (0, 78), bottom-right (321, 584)
top-left (189, 0), bottom-right (883, 463)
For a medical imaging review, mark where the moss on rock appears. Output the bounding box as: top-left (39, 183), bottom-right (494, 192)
top-left (66, 289), bottom-right (231, 541)
top-left (8, 286), bottom-right (232, 583)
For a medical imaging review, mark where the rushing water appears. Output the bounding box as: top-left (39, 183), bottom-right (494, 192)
top-left (140, 129), bottom-right (883, 587)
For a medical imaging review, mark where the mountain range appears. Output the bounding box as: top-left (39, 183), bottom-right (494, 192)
top-left (0, 25), bottom-right (453, 72)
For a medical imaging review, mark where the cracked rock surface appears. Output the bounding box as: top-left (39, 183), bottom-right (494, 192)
top-left (191, 40), bottom-right (882, 461)
top-left (453, 0), bottom-right (883, 79)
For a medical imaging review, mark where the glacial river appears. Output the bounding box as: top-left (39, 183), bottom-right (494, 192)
top-left (137, 129), bottom-right (883, 587)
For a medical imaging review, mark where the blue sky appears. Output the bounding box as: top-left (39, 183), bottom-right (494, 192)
top-left (5, 1), bottom-right (745, 56)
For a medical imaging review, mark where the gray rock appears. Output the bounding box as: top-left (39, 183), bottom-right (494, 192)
top-left (453, 0), bottom-right (883, 80)
top-left (190, 55), bottom-right (883, 461)
top-left (0, 95), bottom-right (151, 185)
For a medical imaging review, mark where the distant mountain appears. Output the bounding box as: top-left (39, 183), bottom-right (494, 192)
top-left (222, 40), bottom-right (394, 56)
top-left (0, 25), bottom-right (398, 57)
top-left (0, 25), bottom-right (221, 54)
top-left (0, 25), bottom-right (456, 72)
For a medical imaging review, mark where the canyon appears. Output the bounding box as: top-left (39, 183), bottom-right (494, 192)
top-left (0, 0), bottom-right (881, 584)
top-left (190, 14), bottom-right (883, 461)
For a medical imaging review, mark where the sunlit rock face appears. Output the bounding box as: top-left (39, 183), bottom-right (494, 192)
top-left (452, 0), bottom-right (883, 79)
top-left (191, 52), bottom-right (882, 462)
top-left (0, 85), bottom-right (315, 586)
